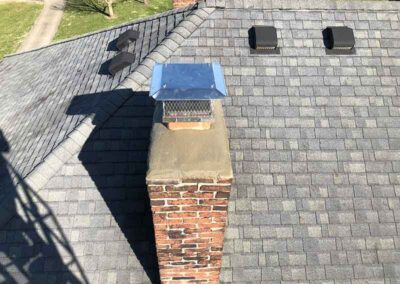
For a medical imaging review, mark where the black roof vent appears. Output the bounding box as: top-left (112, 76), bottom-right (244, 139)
top-left (323, 26), bottom-right (355, 55)
top-left (108, 52), bottom-right (135, 76)
top-left (248, 26), bottom-right (280, 54)
top-left (116, 29), bottom-right (139, 50)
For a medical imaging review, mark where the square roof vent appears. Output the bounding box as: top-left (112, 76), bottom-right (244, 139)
top-left (108, 51), bottom-right (135, 76)
top-left (323, 26), bottom-right (356, 55)
top-left (249, 26), bottom-right (280, 54)
top-left (150, 63), bottom-right (228, 130)
top-left (116, 29), bottom-right (139, 50)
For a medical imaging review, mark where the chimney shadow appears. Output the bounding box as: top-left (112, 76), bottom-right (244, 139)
top-left (66, 90), bottom-right (160, 283)
top-left (0, 130), bottom-right (88, 283)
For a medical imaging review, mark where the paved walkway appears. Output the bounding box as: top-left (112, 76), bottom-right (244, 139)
top-left (18, 0), bottom-right (64, 52)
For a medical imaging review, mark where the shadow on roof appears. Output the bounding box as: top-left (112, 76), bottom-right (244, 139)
top-left (322, 28), bottom-right (332, 49)
top-left (107, 38), bottom-right (120, 52)
top-left (67, 90), bottom-right (160, 283)
top-left (0, 129), bottom-right (89, 283)
top-left (0, 5), bottom-right (196, 181)
top-left (98, 58), bottom-right (114, 76)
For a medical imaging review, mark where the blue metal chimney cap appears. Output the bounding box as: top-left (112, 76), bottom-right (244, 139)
top-left (149, 63), bottom-right (228, 101)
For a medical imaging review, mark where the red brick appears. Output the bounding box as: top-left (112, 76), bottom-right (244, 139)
top-left (148, 180), bottom-right (231, 283)
top-left (199, 199), bottom-right (228, 205)
top-left (151, 200), bottom-right (166, 206)
top-left (215, 191), bottom-right (230, 198)
top-left (217, 177), bottom-right (233, 184)
top-left (150, 192), bottom-right (181, 199)
top-left (199, 185), bottom-right (231, 192)
top-left (199, 211), bottom-right (226, 218)
top-left (181, 205), bottom-right (212, 211)
top-left (166, 185), bottom-right (198, 192)
top-left (167, 199), bottom-right (198, 205)
top-left (148, 185), bottom-right (165, 192)
top-left (169, 223), bottom-right (196, 230)
top-left (152, 205), bottom-right (180, 212)
top-left (182, 192), bottom-right (214, 198)
top-left (167, 212), bottom-right (197, 218)
top-left (160, 218), bottom-right (183, 225)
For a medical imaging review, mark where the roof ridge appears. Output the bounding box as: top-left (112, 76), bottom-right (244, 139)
top-left (1, 6), bottom-right (215, 215)
top-left (205, 0), bottom-right (400, 11)
top-left (120, 7), bottom-right (215, 90)
top-left (3, 4), bottom-right (196, 59)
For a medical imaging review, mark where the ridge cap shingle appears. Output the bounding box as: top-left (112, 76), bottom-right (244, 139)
top-left (205, 0), bottom-right (400, 11)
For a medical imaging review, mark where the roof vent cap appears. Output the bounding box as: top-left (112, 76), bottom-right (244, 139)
top-left (323, 26), bottom-right (355, 55)
top-left (249, 26), bottom-right (280, 54)
top-left (108, 51), bottom-right (135, 76)
top-left (116, 29), bottom-right (139, 50)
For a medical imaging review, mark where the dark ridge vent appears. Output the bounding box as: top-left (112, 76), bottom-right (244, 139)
top-left (248, 26), bottom-right (280, 55)
top-left (116, 29), bottom-right (140, 50)
top-left (323, 26), bottom-right (356, 55)
top-left (108, 52), bottom-right (136, 76)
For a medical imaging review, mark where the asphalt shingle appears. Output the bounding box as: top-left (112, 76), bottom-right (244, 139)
top-left (0, 0), bottom-right (400, 283)
top-left (0, 6), bottom-right (195, 194)
top-left (168, 5), bottom-right (400, 283)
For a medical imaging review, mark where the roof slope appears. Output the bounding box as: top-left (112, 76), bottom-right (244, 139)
top-left (0, 0), bottom-right (400, 283)
top-left (167, 1), bottom-right (400, 282)
top-left (0, 5), bottom-right (215, 283)
top-left (0, 6), bottom-right (194, 188)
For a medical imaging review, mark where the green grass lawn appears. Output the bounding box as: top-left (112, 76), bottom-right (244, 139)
top-left (0, 3), bottom-right (42, 59)
top-left (55, 0), bottom-right (172, 41)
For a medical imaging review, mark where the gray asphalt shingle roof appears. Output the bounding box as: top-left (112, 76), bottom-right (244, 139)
top-left (0, 0), bottom-right (400, 283)
top-left (168, 2), bottom-right (400, 282)
top-left (0, 6), bottom-right (194, 187)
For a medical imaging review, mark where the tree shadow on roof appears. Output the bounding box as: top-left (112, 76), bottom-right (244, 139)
top-left (0, 130), bottom-right (89, 283)
top-left (67, 90), bottom-right (160, 283)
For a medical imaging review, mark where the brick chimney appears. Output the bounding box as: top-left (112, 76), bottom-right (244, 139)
top-left (147, 64), bottom-right (232, 283)
top-left (173, 0), bottom-right (198, 8)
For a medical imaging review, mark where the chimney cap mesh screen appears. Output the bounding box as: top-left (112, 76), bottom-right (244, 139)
top-left (162, 100), bottom-right (213, 123)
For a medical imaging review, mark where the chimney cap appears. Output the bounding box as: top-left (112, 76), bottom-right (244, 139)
top-left (150, 63), bottom-right (228, 101)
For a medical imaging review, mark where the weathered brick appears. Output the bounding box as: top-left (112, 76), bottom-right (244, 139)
top-left (148, 180), bottom-right (231, 283)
